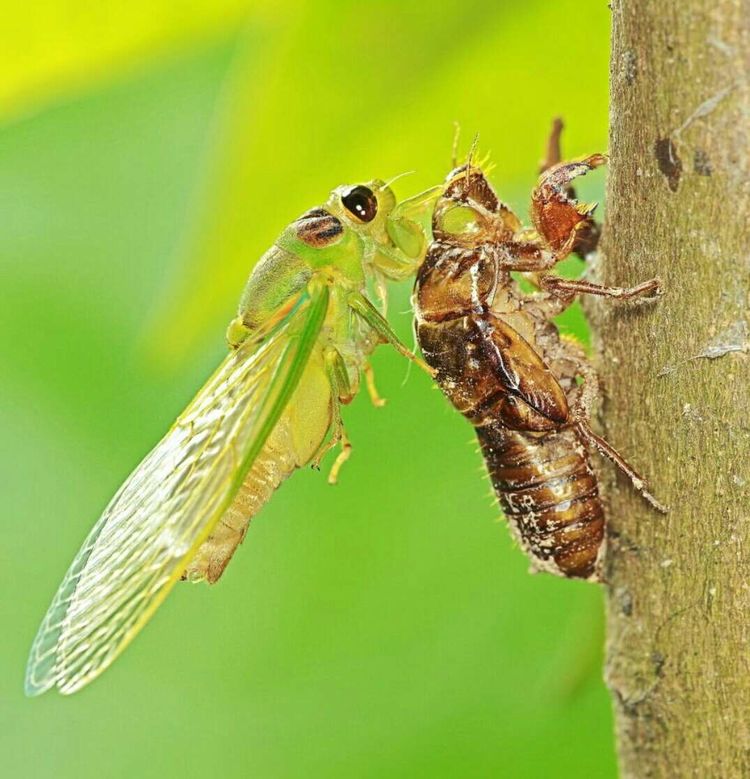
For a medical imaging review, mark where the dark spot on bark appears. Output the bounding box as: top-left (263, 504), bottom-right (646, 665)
top-left (651, 651), bottom-right (665, 677)
top-left (654, 137), bottom-right (682, 192)
top-left (607, 526), bottom-right (641, 555)
top-left (613, 688), bottom-right (655, 722)
top-left (693, 149), bottom-right (712, 176)
top-left (623, 50), bottom-right (638, 85)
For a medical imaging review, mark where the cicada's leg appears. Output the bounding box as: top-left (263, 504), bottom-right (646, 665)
top-left (503, 120), bottom-right (601, 273)
top-left (538, 119), bottom-right (603, 259)
top-left (557, 336), bottom-right (602, 419)
top-left (555, 337), bottom-right (668, 514)
top-left (347, 291), bottom-right (434, 375)
top-left (537, 274), bottom-right (663, 302)
top-left (364, 361), bottom-right (387, 408)
top-left (521, 271), bottom-right (577, 316)
top-left (520, 269), bottom-right (661, 315)
top-left (486, 240), bottom-right (560, 274)
top-left (531, 149), bottom-right (606, 259)
top-left (577, 423), bottom-right (668, 514)
top-left (326, 427), bottom-right (352, 486)
top-left (310, 347), bottom-right (355, 485)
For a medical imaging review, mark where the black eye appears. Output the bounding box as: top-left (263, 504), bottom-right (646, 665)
top-left (341, 185), bottom-right (378, 223)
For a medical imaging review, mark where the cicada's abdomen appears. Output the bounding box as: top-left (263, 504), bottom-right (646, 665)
top-left (183, 416), bottom-right (298, 583)
top-left (476, 424), bottom-right (605, 579)
top-left (184, 358), bottom-right (332, 583)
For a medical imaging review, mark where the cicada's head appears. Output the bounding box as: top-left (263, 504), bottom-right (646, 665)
top-left (432, 164), bottom-right (520, 245)
top-left (313, 179), bottom-right (438, 281)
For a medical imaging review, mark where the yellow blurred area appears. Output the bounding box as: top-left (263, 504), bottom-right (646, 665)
top-left (0, 0), bottom-right (257, 122)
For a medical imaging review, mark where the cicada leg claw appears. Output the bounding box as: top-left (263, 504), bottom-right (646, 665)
top-left (364, 361), bottom-right (387, 408)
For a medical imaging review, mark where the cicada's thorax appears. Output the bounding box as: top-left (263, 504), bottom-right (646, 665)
top-left (414, 170), bottom-right (605, 580)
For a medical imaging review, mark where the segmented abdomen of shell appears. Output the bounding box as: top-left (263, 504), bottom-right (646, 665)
top-left (415, 297), bottom-right (605, 580)
top-left (477, 423), bottom-right (605, 579)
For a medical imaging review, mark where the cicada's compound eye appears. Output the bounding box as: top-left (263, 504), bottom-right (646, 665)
top-left (341, 185), bottom-right (378, 223)
top-left (436, 203), bottom-right (483, 237)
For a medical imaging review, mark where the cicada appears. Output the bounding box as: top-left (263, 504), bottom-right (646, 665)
top-left (26, 179), bottom-right (437, 695)
top-left (414, 125), bottom-right (666, 580)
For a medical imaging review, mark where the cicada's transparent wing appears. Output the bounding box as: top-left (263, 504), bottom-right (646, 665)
top-left (26, 284), bottom-right (330, 696)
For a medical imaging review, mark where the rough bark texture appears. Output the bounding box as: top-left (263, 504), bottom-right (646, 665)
top-left (592, 1), bottom-right (750, 776)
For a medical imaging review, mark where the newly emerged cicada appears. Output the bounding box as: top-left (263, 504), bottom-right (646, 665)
top-left (414, 125), bottom-right (665, 580)
top-left (26, 179), bottom-right (438, 695)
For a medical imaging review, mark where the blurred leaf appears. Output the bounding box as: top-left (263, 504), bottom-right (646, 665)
top-left (144, 0), bottom-right (609, 367)
top-left (0, 0), bottom-right (259, 123)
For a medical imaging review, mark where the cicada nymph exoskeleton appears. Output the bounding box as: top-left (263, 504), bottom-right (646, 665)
top-left (414, 125), bottom-right (665, 580)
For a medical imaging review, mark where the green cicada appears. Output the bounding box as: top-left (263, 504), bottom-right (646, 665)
top-left (26, 179), bottom-right (438, 696)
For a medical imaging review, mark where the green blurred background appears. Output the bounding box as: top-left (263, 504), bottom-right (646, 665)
top-left (1, 2), bottom-right (615, 776)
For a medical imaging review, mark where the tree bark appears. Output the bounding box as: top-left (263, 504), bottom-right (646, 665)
top-left (592, 1), bottom-right (750, 776)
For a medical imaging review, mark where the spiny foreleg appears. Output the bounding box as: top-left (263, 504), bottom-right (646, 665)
top-left (534, 119), bottom-right (604, 259)
top-left (537, 274), bottom-right (662, 302)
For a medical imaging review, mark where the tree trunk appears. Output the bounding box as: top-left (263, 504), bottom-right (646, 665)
top-left (592, 1), bottom-right (750, 776)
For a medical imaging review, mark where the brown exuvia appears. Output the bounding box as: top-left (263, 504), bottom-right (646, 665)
top-left (414, 125), bottom-right (666, 580)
